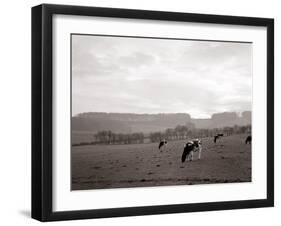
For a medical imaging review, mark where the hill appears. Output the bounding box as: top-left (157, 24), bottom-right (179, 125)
top-left (72, 111), bottom-right (251, 133)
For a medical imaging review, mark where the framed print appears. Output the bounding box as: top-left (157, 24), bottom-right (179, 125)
top-left (31, 4), bottom-right (274, 221)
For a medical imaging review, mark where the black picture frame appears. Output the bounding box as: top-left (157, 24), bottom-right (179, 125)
top-left (32, 3), bottom-right (274, 222)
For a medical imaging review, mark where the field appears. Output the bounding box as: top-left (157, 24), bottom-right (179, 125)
top-left (71, 134), bottom-right (251, 190)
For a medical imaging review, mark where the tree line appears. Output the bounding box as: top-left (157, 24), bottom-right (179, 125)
top-left (149, 124), bottom-right (251, 142)
top-left (94, 131), bottom-right (144, 144)
top-left (72, 124), bottom-right (251, 146)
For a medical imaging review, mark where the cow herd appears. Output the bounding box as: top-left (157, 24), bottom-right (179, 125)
top-left (158, 134), bottom-right (252, 163)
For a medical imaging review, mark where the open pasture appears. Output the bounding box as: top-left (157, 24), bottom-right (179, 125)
top-left (72, 134), bottom-right (251, 190)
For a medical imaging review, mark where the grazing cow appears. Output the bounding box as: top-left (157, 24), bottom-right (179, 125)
top-left (181, 139), bottom-right (202, 162)
top-left (245, 135), bottom-right (252, 144)
top-left (158, 140), bottom-right (167, 151)
top-left (214, 135), bottom-right (219, 143)
top-left (214, 133), bottom-right (224, 143)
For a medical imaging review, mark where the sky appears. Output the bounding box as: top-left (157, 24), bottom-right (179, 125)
top-left (72, 34), bottom-right (252, 118)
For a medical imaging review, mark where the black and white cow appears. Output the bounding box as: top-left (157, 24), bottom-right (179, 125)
top-left (181, 139), bottom-right (202, 162)
top-left (158, 139), bottom-right (167, 151)
top-left (214, 135), bottom-right (219, 143)
top-left (214, 133), bottom-right (224, 143)
top-left (245, 135), bottom-right (252, 144)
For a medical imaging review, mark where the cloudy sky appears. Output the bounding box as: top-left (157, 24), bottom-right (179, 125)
top-left (72, 34), bottom-right (252, 118)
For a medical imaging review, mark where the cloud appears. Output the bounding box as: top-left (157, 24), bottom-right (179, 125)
top-left (72, 35), bottom-right (252, 118)
top-left (119, 52), bottom-right (156, 68)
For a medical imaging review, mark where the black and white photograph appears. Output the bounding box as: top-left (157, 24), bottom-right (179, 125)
top-left (71, 34), bottom-right (252, 190)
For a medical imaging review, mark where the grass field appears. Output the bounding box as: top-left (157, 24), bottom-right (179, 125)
top-left (71, 134), bottom-right (251, 190)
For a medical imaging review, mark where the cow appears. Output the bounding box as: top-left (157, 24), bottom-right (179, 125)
top-left (181, 139), bottom-right (202, 162)
top-left (158, 139), bottom-right (167, 151)
top-left (214, 133), bottom-right (224, 143)
top-left (245, 135), bottom-right (252, 144)
top-left (214, 135), bottom-right (219, 143)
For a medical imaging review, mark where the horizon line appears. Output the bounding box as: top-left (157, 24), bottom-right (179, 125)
top-left (72, 110), bottom-right (252, 119)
